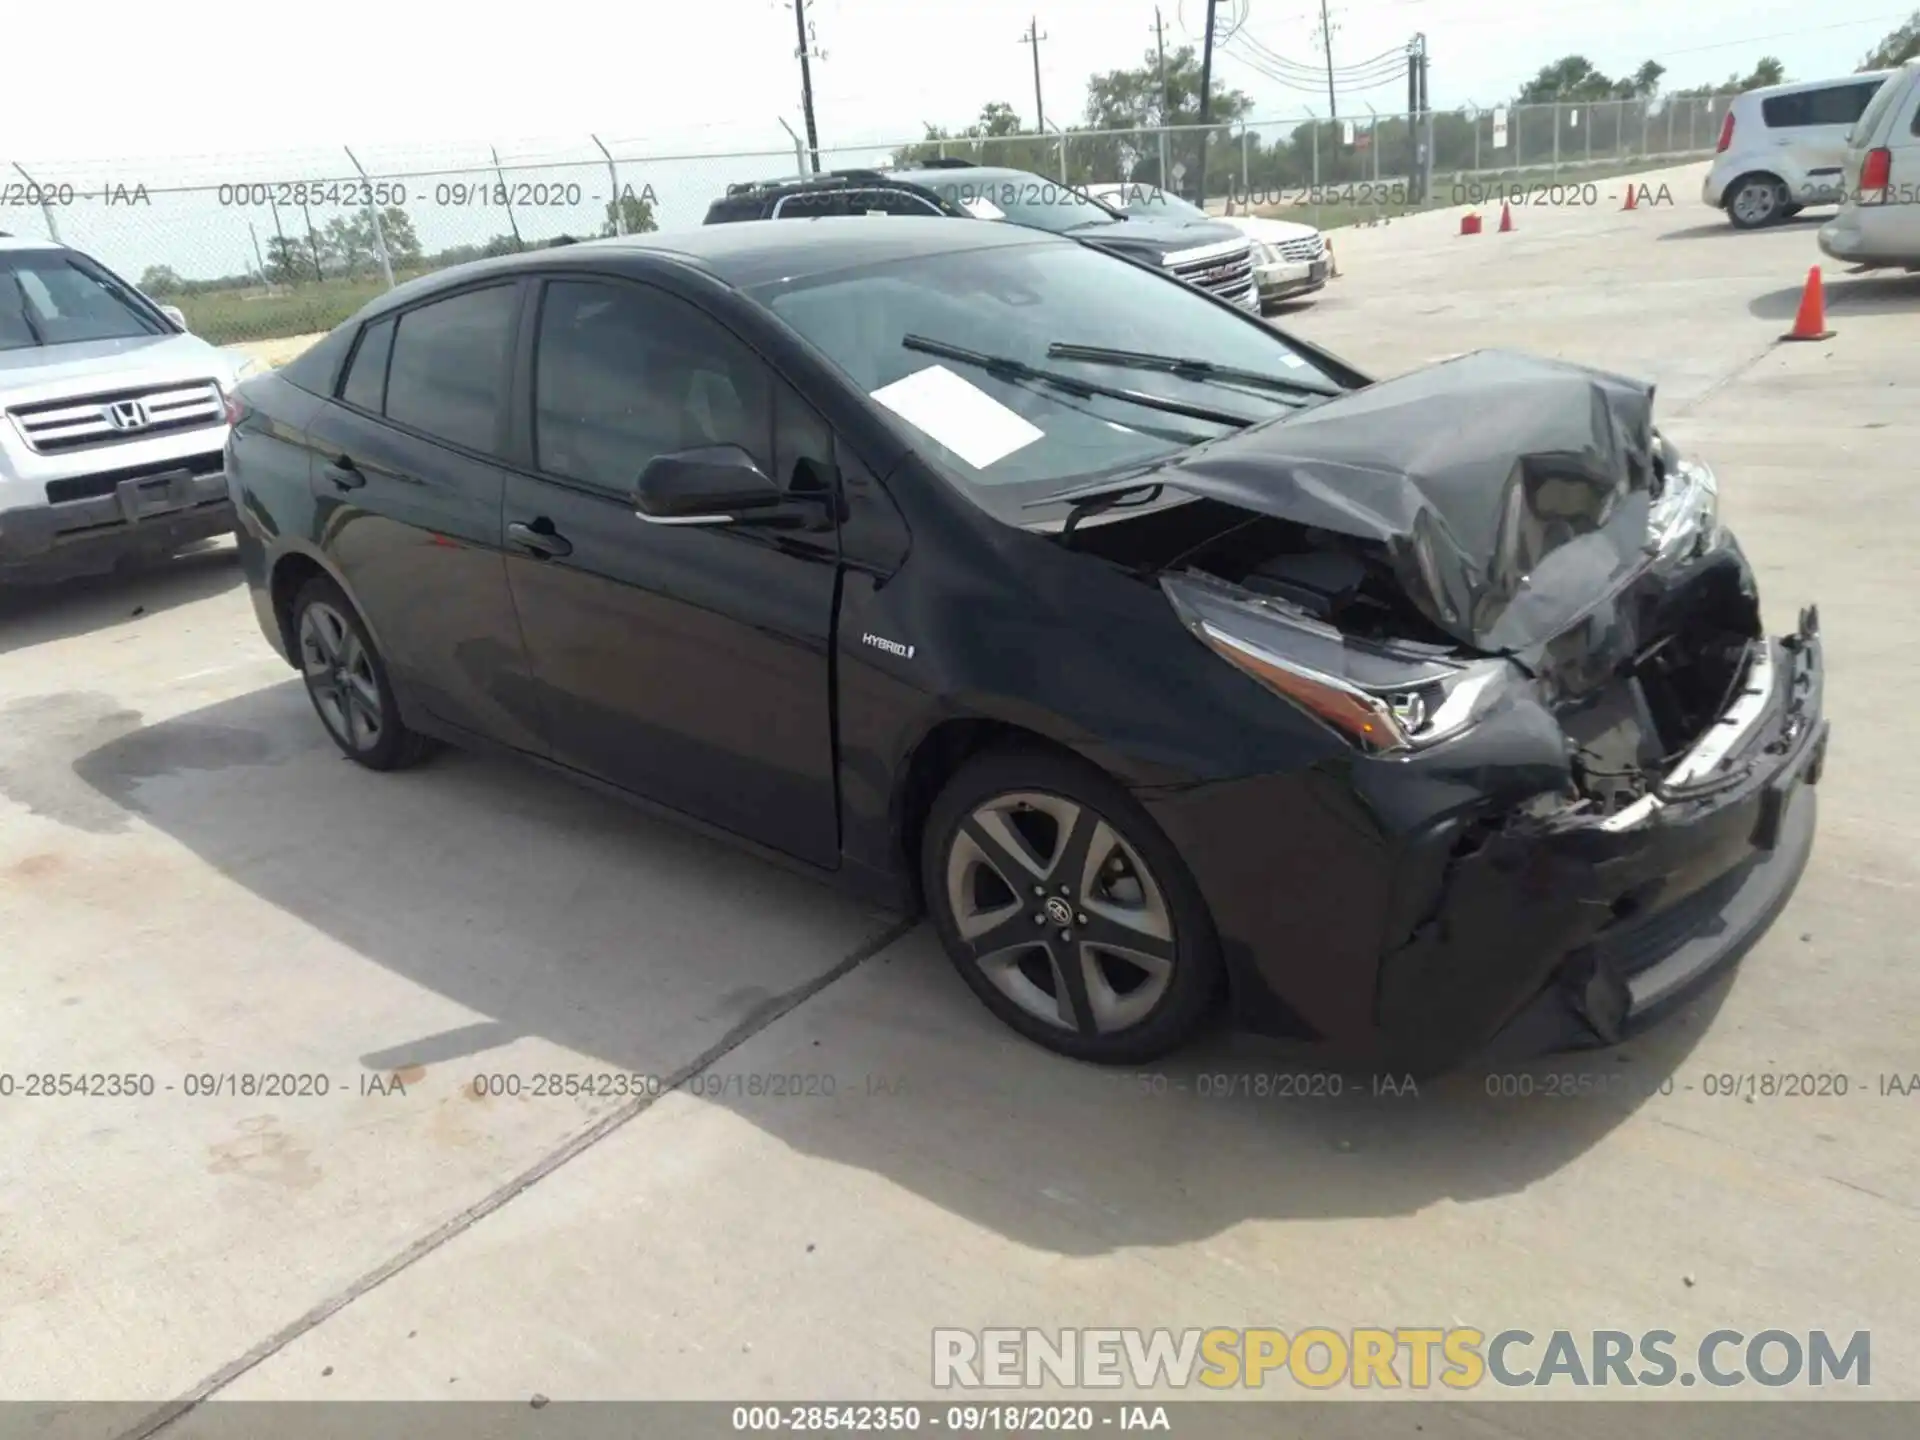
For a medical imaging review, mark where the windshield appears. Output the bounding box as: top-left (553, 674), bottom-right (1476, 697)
top-left (751, 237), bottom-right (1341, 509)
top-left (0, 250), bottom-right (167, 350)
top-left (919, 176), bottom-right (1122, 234)
top-left (1098, 185), bottom-right (1209, 222)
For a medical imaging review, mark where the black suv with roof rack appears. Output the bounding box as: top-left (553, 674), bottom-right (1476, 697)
top-left (704, 163), bottom-right (1261, 312)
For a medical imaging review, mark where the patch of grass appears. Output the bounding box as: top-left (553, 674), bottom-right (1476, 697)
top-left (174, 269), bottom-right (439, 345)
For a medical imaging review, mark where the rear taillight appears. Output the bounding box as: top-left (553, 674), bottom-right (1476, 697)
top-left (1716, 111), bottom-right (1735, 153)
top-left (1860, 146), bottom-right (1892, 198)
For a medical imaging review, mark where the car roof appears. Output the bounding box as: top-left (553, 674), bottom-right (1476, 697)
top-left (361, 216), bottom-right (1064, 316)
top-left (887, 165), bottom-right (1057, 187)
top-left (0, 235), bottom-right (66, 253)
top-left (1742, 69), bottom-right (1897, 101)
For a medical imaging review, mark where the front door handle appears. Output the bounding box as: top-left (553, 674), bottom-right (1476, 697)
top-left (321, 456), bottom-right (365, 490)
top-left (507, 519), bottom-right (573, 558)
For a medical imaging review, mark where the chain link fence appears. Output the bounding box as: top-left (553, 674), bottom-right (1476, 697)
top-left (1, 96), bottom-right (1736, 350)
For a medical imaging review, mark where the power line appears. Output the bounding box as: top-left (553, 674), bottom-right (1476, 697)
top-left (1220, 47), bottom-right (1407, 97)
top-left (1235, 29), bottom-right (1409, 77)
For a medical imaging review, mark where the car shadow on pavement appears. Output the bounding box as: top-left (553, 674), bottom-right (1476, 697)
top-left (0, 541), bottom-right (241, 657)
top-left (1657, 216), bottom-right (1829, 242)
top-left (1749, 271), bottom-right (1920, 321)
top-left (61, 681), bottom-right (1737, 1251)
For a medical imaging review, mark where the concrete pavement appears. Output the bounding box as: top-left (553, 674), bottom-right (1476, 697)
top-left (3, 162), bottom-right (1916, 1430)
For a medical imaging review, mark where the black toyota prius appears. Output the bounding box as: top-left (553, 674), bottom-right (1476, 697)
top-left (226, 217), bottom-right (1827, 1077)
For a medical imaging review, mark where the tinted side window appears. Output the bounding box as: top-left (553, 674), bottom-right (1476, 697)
top-left (533, 279), bottom-right (772, 495)
top-left (339, 317), bottom-right (394, 412)
top-left (1804, 82), bottom-right (1882, 125)
top-left (1766, 85), bottom-right (1881, 128)
top-left (384, 284), bottom-right (517, 454)
top-left (1761, 93), bottom-right (1810, 128)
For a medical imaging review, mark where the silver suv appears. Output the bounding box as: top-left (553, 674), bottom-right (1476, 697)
top-left (2, 235), bottom-right (258, 582)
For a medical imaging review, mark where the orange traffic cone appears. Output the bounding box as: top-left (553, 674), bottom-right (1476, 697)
top-left (1498, 201), bottom-right (1514, 233)
top-left (1781, 266), bottom-right (1835, 342)
top-left (1459, 212), bottom-right (1482, 236)
top-left (1622, 184), bottom-right (1638, 212)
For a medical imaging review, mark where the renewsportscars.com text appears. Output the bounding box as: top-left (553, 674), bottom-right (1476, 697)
top-left (932, 1327), bottom-right (1870, 1391)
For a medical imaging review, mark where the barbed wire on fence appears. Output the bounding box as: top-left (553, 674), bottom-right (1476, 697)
top-left (0, 95), bottom-right (1739, 348)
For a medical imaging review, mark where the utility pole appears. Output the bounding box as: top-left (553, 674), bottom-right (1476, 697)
top-left (791, 0), bottom-right (823, 173)
top-left (1019, 17), bottom-right (1048, 134)
top-left (1195, 0), bottom-right (1218, 206)
top-left (1315, 0), bottom-right (1340, 120)
top-left (1406, 37), bottom-right (1419, 201)
top-left (1412, 34), bottom-right (1430, 201)
top-left (1152, 8), bottom-right (1173, 191)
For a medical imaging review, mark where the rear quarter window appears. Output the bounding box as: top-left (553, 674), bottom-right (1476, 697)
top-left (1764, 82), bottom-right (1885, 128)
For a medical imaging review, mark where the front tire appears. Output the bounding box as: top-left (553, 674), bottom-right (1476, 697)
top-left (921, 747), bottom-right (1222, 1064)
top-left (291, 576), bottom-right (435, 771)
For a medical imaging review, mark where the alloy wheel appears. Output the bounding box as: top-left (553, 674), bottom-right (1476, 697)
top-left (944, 791), bottom-right (1177, 1035)
top-left (298, 601), bottom-right (384, 752)
top-left (1731, 179), bottom-right (1779, 227)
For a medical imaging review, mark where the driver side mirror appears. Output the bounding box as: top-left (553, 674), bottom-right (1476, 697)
top-left (159, 304), bottom-right (189, 330)
top-left (633, 444), bottom-right (789, 526)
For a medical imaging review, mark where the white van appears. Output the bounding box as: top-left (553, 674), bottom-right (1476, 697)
top-left (1702, 70), bottom-right (1896, 228)
top-left (1819, 58), bottom-right (1920, 267)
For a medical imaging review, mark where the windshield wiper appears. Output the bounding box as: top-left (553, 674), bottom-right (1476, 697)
top-left (901, 335), bottom-right (1258, 430)
top-left (1019, 476), bottom-right (1171, 543)
top-left (8, 274), bottom-right (46, 346)
top-left (1045, 342), bottom-right (1344, 399)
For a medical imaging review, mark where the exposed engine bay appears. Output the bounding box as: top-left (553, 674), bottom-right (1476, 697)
top-left (1069, 476), bottom-right (1761, 814)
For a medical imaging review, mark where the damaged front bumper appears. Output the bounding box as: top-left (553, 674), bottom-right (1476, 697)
top-left (1374, 609), bottom-right (1828, 1075)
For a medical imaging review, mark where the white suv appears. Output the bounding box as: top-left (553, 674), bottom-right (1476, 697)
top-left (1, 235), bottom-right (258, 582)
top-left (1702, 71), bottom-right (1896, 228)
top-left (1819, 58), bottom-right (1920, 267)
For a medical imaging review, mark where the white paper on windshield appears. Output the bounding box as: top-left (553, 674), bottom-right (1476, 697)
top-left (959, 196), bottom-right (1006, 219)
top-left (1277, 352), bottom-right (1308, 368)
top-left (870, 364), bottom-right (1044, 470)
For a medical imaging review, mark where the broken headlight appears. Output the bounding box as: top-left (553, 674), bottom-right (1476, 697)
top-left (1161, 572), bottom-right (1519, 755)
top-left (1648, 453), bottom-right (1721, 564)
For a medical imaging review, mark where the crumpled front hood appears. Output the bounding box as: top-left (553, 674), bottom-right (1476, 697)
top-left (1154, 349), bottom-right (1661, 653)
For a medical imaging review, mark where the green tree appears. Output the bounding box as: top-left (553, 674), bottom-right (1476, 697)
top-left (602, 185), bottom-right (659, 236)
top-left (1862, 12), bottom-right (1919, 67)
top-left (138, 264), bottom-right (183, 296)
top-left (1518, 56), bottom-right (1666, 102)
top-left (260, 237), bottom-right (309, 285)
top-left (1081, 44), bottom-right (1252, 196)
top-left (1670, 58), bottom-right (1785, 99)
top-left (892, 101), bottom-right (1061, 174)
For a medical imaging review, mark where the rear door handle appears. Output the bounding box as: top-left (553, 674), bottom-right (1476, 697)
top-left (321, 456), bottom-right (365, 490)
top-left (507, 519), bottom-right (573, 558)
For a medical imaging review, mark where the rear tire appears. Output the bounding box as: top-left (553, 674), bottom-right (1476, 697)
top-left (921, 746), bottom-right (1222, 1064)
top-left (1726, 174), bottom-right (1788, 229)
top-left (290, 575), bottom-right (436, 771)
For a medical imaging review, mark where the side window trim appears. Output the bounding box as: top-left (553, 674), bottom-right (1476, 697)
top-left (368, 278), bottom-right (527, 461)
top-left (521, 272), bottom-right (780, 502)
top-left (335, 314), bottom-right (396, 416)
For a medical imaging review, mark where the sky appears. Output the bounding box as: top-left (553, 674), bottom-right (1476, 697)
top-left (1, 0), bottom-right (1909, 280)
top-left (4, 0), bottom-right (1909, 166)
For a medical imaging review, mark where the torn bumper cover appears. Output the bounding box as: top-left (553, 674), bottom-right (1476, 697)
top-left (1375, 609), bottom-right (1828, 1076)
